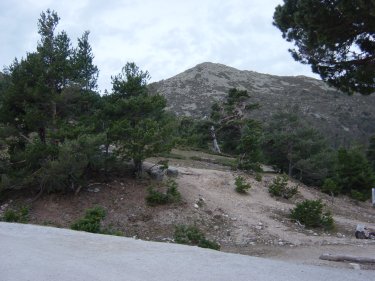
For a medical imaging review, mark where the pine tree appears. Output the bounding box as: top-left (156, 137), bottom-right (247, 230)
top-left (105, 62), bottom-right (173, 176)
top-left (273, 0), bottom-right (375, 94)
top-left (73, 31), bottom-right (99, 91)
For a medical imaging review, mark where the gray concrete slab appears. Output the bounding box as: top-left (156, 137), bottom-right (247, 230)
top-left (0, 222), bottom-right (372, 281)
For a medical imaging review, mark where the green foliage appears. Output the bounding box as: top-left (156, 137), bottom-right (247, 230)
top-left (146, 187), bottom-right (169, 205)
top-left (237, 120), bottom-right (263, 171)
top-left (367, 135), bottom-right (375, 171)
top-left (146, 179), bottom-right (181, 205)
top-left (111, 62), bottom-right (150, 98)
top-left (321, 178), bottom-right (341, 196)
top-left (255, 173), bottom-right (262, 182)
top-left (105, 62), bottom-right (174, 176)
top-left (268, 174), bottom-right (298, 199)
top-left (174, 225), bottom-right (220, 250)
top-left (38, 134), bottom-right (106, 193)
top-left (350, 190), bottom-right (369, 202)
top-left (175, 117), bottom-right (213, 150)
top-left (2, 206), bottom-right (29, 223)
top-left (166, 179), bottom-right (181, 202)
top-left (234, 176), bottom-right (251, 194)
top-left (73, 31), bottom-right (99, 91)
top-left (273, 0), bottom-right (375, 94)
top-left (71, 206), bottom-right (106, 233)
top-left (290, 200), bottom-right (334, 230)
top-left (335, 147), bottom-right (375, 200)
top-left (264, 110), bottom-right (331, 185)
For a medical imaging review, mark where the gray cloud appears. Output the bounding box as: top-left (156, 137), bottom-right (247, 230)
top-left (0, 0), bottom-right (319, 92)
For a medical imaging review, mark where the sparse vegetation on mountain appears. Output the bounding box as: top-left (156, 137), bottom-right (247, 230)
top-left (273, 0), bottom-right (375, 95)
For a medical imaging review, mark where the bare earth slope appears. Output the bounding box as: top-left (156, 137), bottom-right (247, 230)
top-left (149, 62), bottom-right (375, 146)
top-left (2, 150), bottom-right (374, 271)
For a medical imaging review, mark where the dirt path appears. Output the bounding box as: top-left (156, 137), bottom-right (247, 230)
top-left (174, 166), bottom-right (375, 269)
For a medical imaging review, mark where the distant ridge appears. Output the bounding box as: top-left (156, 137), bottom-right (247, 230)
top-left (149, 62), bottom-right (375, 146)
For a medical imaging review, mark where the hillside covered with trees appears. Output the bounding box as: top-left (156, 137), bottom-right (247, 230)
top-left (0, 9), bottom-right (374, 203)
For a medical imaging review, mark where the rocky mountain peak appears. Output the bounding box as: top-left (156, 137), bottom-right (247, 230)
top-left (149, 62), bottom-right (375, 146)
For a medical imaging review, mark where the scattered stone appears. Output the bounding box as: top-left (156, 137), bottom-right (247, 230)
top-left (313, 233), bottom-right (318, 236)
top-left (255, 226), bottom-right (262, 230)
top-left (349, 263), bottom-right (361, 270)
top-left (213, 226), bottom-right (219, 230)
top-left (166, 167), bottom-right (179, 177)
top-left (278, 242), bottom-right (284, 246)
top-left (258, 222), bottom-right (263, 226)
top-left (87, 187), bottom-right (100, 193)
top-left (194, 204), bottom-right (199, 209)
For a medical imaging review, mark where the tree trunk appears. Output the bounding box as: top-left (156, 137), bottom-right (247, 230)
top-left (210, 126), bottom-right (221, 154)
top-left (38, 127), bottom-right (46, 144)
top-left (319, 254), bottom-right (375, 264)
top-left (288, 160), bottom-right (293, 177)
top-left (134, 159), bottom-right (143, 178)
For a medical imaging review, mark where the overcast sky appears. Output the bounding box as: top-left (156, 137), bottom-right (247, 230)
top-left (0, 0), bottom-right (320, 92)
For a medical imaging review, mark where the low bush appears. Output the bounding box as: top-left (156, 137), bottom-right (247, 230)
top-left (71, 206), bottom-right (106, 233)
top-left (146, 179), bottom-right (181, 205)
top-left (350, 190), bottom-right (368, 202)
top-left (234, 176), bottom-right (251, 193)
top-left (174, 225), bottom-right (220, 250)
top-left (255, 173), bottom-right (262, 182)
top-left (146, 187), bottom-right (169, 205)
top-left (2, 206), bottom-right (29, 223)
top-left (268, 174), bottom-right (298, 199)
top-left (290, 199), bottom-right (334, 230)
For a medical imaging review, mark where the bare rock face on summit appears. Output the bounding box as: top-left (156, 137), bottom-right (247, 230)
top-left (149, 62), bottom-right (375, 146)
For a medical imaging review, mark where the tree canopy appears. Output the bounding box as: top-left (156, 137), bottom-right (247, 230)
top-left (273, 0), bottom-right (375, 95)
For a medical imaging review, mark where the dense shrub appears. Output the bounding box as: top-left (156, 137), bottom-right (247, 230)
top-left (234, 176), bottom-right (251, 193)
top-left (290, 200), bottom-right (334, 230)
top-left (146, 179), bottom-right (181, 205)
top-left (321, 178), bottom-right (341, 196)
top-left (71, 206), bottom-right (106, 233)
top-left (255, 173), bottom-right (262, 182)
top-left (268, 174), bottom-right (298, 199)
top-left (335, 148), bottom-right (375, 200)
top-left (146, 187), bottom-right (169, 205)
top-left (165, 179), bottom-right (181, 202)
top-left (174, 225), bottom-right (220, 250)
top-left (2, 206), bottom-right (29, 223)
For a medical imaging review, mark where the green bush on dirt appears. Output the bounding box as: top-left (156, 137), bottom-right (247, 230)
top-left (321, 178), bottom-right (341, 196)
top-left (268, 174), bottom-right (298, 199)
top-left (146, 179), bottom-right (181, 205)
top-left (71, 206), bottom-right (106, 233)
top-left (234, 176), bottom-right (251, 193)
top-left (290, 199), bottom-right (334, 230)
top-left (174, 225), bottom-right (220, 250)
top-left (2, 206), bottom-right (29, 223)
